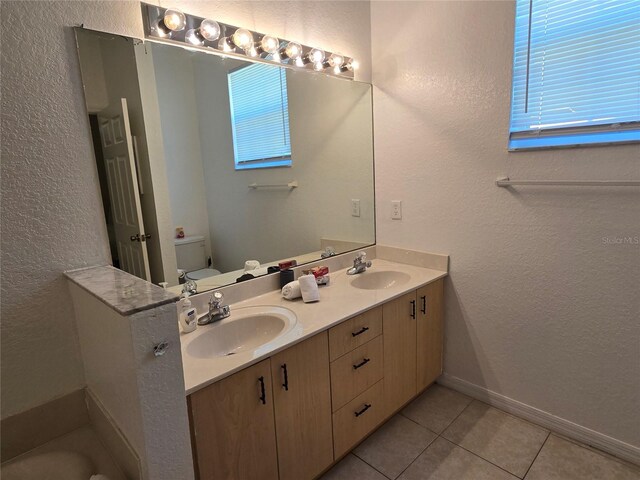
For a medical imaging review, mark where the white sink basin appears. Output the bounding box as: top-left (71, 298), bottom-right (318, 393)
top-left (186, 306), bottom-right (297, 358)
top-left (350, 270), bottom-right (411, 290)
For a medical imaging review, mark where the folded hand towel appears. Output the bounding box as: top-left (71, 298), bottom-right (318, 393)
top-left (299, 274), bottom-right (320, 303)
top-left (244, 260), bottom-right (261, 271)
top-left (282, 280), bottom-right (302, 300)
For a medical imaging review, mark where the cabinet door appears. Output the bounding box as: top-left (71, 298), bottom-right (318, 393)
top-left (417, 279), bottom-right (444, 391)
top-left (383, 291), bottom-right (418, 415)
top-left (188, 359), bottom-right (278, 480)
top-left (270, 332), bottom-right (334, 480)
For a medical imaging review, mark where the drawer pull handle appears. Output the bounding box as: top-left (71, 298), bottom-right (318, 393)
top-left (354, 403), bottom-right (372, 417)
top-left (258, 376), bottom-right (266, 405)
top-left (281, 364), bottom-right (289, 391)
top-left (421, 295), bottom-right (427, 315)
top-left (353, 358), bottom-right (371, 370)
top-left (352, 326), bottom-right (369, 337)
top-left (410, 300), bottom-right (416, 319)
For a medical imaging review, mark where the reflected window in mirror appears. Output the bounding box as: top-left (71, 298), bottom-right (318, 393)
top-left (228, 63), bottom-right (292, 170)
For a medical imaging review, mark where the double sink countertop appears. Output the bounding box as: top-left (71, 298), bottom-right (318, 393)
top-left (180, 258), bottom-right (447, 395)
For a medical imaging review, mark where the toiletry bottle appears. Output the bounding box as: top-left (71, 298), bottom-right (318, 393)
top-left (179, 294), bottom-right (198, 333)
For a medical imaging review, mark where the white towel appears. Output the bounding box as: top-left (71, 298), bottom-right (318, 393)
top-left (281, 281), bottom-right (302, 300)
top-left (299, 274), bottom-right (320, 303)
top-left (244, 260), bottom-right (261, 271)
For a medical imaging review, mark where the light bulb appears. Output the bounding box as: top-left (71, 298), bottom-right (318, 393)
top-left (308, 48), bottom-right (325, 64)
top-left (260, 35), bottom-right (280, 54)
top-left (333, 65), bottom-right (342, 75)
top-left (162, 8), bottom-right (186, 32)
top-left (185, 29), bottom-right (203, 45)
top-left (231, 28), bottom-right (254, 51)
top-left (328, 53), bottom-right (345, 68)
top-left (295, 57), bottom-right (305, 67)
top-left (346, 58), bottom-right (359, 71)
top-left (199, 19), bottom-right (221, 41)
top-left (283, 42), bottom-right (302, 60)
top-left (249, 47), bottom-right (259, 57)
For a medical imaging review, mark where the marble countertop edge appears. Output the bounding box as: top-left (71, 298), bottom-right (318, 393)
top-left (64, 265), bottom-right (179, 316)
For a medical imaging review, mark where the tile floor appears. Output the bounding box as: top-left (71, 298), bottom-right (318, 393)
top-left (321, 385), bottom-right (640, 480)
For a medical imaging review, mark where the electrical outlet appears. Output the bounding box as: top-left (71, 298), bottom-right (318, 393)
top-left (391, 200), bottom-right (402, 220)
top-left (351, 199), bottom-right (361, 217)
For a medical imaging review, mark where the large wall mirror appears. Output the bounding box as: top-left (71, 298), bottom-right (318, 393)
top-left (75, 28), bottom-right (375, 294)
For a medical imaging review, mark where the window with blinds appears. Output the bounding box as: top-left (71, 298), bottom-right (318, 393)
top-left (228, 63), bottom-right (292, 169)
top-left (509, 0), bottom-right (640, 150)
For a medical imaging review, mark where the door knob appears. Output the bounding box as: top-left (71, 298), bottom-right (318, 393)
top-left (130, 234), bottom-right (140, 242)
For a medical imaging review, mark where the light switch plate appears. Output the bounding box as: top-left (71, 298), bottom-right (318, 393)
top-left (351, 199), bottom-right (361, 217)
top-left (391, 200), bottom-right (402, 220)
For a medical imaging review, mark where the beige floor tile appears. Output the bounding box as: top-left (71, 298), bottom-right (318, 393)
top-left (321, 454), bottom-right (388, 480)
top-left (442, 401), bottom-right (548, 478)
top-left (398, 437), bottom-right (518, 480)
top-left (401, 385), bottom-right (472, 434)
top-left (525, 435), bottom-right (640, 480)
top-left (354, 415), bottom-right (438, 479)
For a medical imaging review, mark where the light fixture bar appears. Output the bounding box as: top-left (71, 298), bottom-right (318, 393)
top-left (141, 3), bottom-right (356, 79)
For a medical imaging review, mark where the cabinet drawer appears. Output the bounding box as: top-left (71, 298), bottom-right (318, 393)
top-left (330, 336), bottom-right (383, 411)
top-left (329, 307), bottom-right (382, 361)
top-left (332, 380), bottom-right (385, 459)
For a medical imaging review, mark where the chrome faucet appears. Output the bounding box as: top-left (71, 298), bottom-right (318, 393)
top-left (321, 246), bottom-right (336, 258)
top-left (347, 252), bottom-right (372, 275)
top-left (199, 291), bottom-right (231, 325)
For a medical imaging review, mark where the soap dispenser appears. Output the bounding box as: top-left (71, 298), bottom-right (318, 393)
top-left (179, 293), bottom-right (198, 333)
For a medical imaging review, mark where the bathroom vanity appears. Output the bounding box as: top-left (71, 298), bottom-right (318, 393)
top-left (182, 258), bottom-right (446, 480)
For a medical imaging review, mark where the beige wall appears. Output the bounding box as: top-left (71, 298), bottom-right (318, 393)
top-left (371, 0), bottom-right (640, 448)
top-left (0, 0), bottom-right (372, 419)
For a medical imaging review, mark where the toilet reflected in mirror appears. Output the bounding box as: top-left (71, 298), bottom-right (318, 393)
top-left (175, 236), bottom-right (221, 282)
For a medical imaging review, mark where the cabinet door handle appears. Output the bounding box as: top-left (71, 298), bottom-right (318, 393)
top-left (353, 358), bottom-right (371, 370)
top-left (281, 364), bottom-right (289, 391)
top-left (354, 403), bottom-right (372, 417)
top-left (410, 300), bottom-right (416, 319)
top-left (421, 295), bottom-right (427, 315)
top-left (352, 326), bottom-right (369, 337)
top-left (258, 376), bottom-right (266, 405)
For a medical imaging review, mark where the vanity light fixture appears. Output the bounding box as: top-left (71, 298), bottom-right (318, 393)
top-left (157, 8), bottom-right (186, 36)
top-left (142, 3), bottom-right (356, 79)
top-left (219, 28), bottom-right (254, 52)
top-left (303, 48), bottom-right (325, 65)
top-left (279, 41), bottom-right (303, 62)
top-left (255, 34), bottom-right (280, 56)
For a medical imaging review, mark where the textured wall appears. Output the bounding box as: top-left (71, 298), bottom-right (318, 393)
top-left (1, 0), bottom-right (371, 418)
top-left (371, 1), bottom-right (640, 447)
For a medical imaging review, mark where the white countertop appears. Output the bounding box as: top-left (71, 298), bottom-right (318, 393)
top-left (180, 259), bottom-right (447, 395)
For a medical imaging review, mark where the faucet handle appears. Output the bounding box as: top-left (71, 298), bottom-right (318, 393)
top-left (209, 291), bottom-right (224, 307)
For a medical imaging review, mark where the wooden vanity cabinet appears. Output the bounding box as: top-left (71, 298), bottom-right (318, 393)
top-left (188, 278), bottom-right (444, 479)
top-left (188, 359), bottom-right (279, 480)
top-left (383, 278), bottom-right (445, 415)
top-left (417, 279), bottom-right (444, 391)
top-left (189, 334), bottom-right (333, 480)
top-left (383, 291), bottom-right (418, 414)
top-left (270, 333), bottom-right (333, 480)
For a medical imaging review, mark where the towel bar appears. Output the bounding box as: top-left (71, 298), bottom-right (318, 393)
top-left (496, 177), bottom-right (640, 187)
top-left (249, 181), bottom-right (298, 189)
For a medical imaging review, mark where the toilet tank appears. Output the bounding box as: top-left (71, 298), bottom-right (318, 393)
top-left (175, 235), bottom-right (206, 272)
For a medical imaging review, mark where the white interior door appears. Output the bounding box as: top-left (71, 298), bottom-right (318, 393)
top-left (98, 98), bottom-right (151, 280)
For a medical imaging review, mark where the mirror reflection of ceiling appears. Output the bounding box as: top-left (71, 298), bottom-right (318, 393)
top-left (76, 29), bottom-right (375, 294)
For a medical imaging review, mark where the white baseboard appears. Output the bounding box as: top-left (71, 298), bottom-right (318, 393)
top-left (438, 373), bottom-right (640, 466)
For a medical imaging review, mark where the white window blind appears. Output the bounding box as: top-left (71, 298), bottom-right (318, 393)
top-left (509, 0), bottom-right (640, 150)
top-left (228, 63), bottom-right (292, 169)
